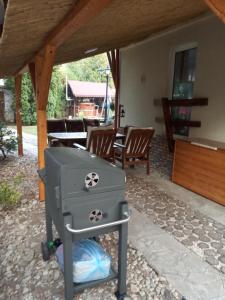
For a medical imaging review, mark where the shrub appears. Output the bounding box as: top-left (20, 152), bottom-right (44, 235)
top-left (0, 181), bottom-right (21, 209)
top-left (0, 122), bottom-right (18, 159)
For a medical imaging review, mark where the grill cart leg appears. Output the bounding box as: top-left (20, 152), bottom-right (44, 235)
top-left (63, 213), bottom-right (74, 300)
top-left (115, 202), bottom-right (128, 300)
top-left (46, 205), bottom-right (53, 243)
top-left (41, 204), bottom-right (53, 261)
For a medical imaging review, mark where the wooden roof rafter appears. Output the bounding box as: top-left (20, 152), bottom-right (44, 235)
top-left (0, 0), bottom-right (210, 78)
top-left (16, 0), bottom-right (113, 76)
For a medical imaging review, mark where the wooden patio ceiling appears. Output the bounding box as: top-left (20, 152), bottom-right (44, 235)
top-left (0, 0), bottom-right (209, 78)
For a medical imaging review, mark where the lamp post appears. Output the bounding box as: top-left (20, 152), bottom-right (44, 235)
top-left (105, 67), bottom-right (110, 123)
top-left (98, 66), bottom-right (111, 123)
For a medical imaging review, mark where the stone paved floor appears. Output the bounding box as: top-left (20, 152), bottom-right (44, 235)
top-left (0, 155), bottom-right (181, 300)
top-left (126, 173), bottom-right (225, 274)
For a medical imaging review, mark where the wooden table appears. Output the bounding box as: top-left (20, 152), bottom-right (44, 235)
top-left (172, 138), bottom-right (225, 206)
top-left (48, 132), bottom-right (125, 147)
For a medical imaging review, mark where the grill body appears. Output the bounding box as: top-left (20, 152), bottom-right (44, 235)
top-left (39, 147), bottom-right (129, 300)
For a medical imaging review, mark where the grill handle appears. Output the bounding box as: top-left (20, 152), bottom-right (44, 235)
top-left (65, 211), bottom-right (131, 234)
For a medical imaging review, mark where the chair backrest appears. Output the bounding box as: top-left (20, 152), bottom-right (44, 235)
top-left (86, 127), bottom-right (116, 159)
top-left (125, 127), bottom-right (155, 157)
top-left (47, 119), bottom-right (66, 133)
top-left (83, 118), bottom-right (100, 132)
top-left (65, 119), bottom-right (84, 132)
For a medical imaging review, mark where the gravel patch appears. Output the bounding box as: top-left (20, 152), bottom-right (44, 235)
top-left (0, 155), bottom-right (181, 300)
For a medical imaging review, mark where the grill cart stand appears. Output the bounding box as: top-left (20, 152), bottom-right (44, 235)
top-left (38, 148), bottom-right (130, 300)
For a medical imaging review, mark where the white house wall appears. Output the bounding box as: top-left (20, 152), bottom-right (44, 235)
top-left (120, 15), bottom-right (225, 142)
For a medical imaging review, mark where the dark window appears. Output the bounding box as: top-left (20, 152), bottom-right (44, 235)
top-left (172, 47), bottom-right (197, 135)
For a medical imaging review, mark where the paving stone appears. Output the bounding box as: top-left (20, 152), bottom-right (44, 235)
top-left (174, 225), bottom-right (183, 231)
top-left (198, 242), bottom-right (209, 249)
top-left (219, 256), bottom-right (225, 264)
top-left (184, 224), bottom-right (193, 230)
top-left (208, 231), bottom-right (222, 241)
top-left (181, 239), bottom-right (193, 247)
top-left (206, 256), bottom-right (218, 266)
top-left (217, 249), bottom-right (225, 256)
top-left (198, 235), bottom-right (211, 243)
top-left (211, 242), bottom-right (223, 250)
top-left (204, 249), bottom-right (217, 257)
top-left (173, 231), bottom-right (184, 238)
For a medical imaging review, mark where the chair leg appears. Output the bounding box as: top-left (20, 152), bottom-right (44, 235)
top-left (147, 160), bottom-right (150, 175)
top-left (130, 158), bottom-right (135, 169)
top-left (122, 157), bottom-right (126, 169)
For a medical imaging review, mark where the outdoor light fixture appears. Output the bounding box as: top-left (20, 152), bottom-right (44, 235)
top-left (120, 105), bottom-right (125, 118)
top-left (85, 48), bottom-right (98, 54)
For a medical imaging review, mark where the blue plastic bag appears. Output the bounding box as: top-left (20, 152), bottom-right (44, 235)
top-left (56, 239), bottom-right (111, 283)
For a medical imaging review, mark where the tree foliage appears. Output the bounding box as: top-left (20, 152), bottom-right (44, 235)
top-left (60, 53), bottom-right (113, 87)
top-left (5, 68), bottom-right (66, 124)
top-left (4, 53), bottom-right (112, 125)
top-left (47, 67), bottom-right (66, 119)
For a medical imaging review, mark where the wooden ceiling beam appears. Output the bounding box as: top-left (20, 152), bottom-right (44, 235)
top-left (43, 0), bottom-right (113, 49)
top-left (204, 0), bottom-right (225, 23)
top-left (15, 0), bottom-right (112, 76)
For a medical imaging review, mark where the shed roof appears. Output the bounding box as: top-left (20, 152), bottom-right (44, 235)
top-left (68, 80), bottom-right (114, 98)
top-left (0, 0), bottom-right (209, 77)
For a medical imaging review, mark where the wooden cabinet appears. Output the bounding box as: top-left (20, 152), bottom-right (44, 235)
top-left (172, 139), bottom-right (225, 206)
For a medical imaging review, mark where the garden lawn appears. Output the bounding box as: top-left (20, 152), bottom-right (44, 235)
top-left (9, 125), bottom-right (37, 136)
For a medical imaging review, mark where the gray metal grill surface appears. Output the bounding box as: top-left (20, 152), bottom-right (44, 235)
top-left (40, 147), bottom-right (129, 300)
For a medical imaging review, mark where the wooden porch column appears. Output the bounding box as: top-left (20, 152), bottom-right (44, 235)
top-left (204, 0), bottom-right (225, 23)
top-left (114, 49), bottom-right (120, 130)
top-left (34, 45), bottom-right (56, 201)
top-left (15, 74), bottom-right (23, 156)
top-left (107, 49), bottom-right (120, 130)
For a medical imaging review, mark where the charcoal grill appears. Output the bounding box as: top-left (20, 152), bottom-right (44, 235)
top-left (38, 147), bottom-right (130, 300)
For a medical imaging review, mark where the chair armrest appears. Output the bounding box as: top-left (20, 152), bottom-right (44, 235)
top-left (114, 142), bottom-right (126, 148)
top-left (73, 143), bottom-right (87, 150)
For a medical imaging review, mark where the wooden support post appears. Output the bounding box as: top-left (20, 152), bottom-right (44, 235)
top-left (115, 49), bottom-right (120, 130)
top-left (161, 98), bottom-right (174, 152)
top-left (15, 74), bottom-right (23, 156)
top-left (204, 0), bottom-right (225, 24)
top-left (107, 49), bottom-right (120, 130)
top-left (35, 45), bottom-right (56, 201)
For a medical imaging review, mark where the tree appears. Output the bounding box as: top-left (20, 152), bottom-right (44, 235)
top-left (4, 53), bottom-right (111, 124)
top-left (60, 53), bottom-right (114, 87)
top-left (5, 68), bottom-right (66, 124)
top-left (5, 74), bottom-right (36, 125)
top-left (47, 67), bottom-right (66, 119)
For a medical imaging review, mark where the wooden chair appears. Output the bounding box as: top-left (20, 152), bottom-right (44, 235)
top-left (83, 118), bottom-right (100, 132)
top-left (65, 119), bottom-right (84, 132)
top-left (115, 127), bottom-right (155, 174)
top-left (47, 119), bottom-right (66, 133)
top-left (74, 127), bottom-right (116, 162)
top-left (47, 119), bottom-right (66, 147)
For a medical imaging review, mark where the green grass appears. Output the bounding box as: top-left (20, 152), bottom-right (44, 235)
top-left (0, 181), bottom-right (21, 209)
top-left (9, 125), bottom-right (37, 136)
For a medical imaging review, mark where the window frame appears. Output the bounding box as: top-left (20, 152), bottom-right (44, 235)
top-left (169, 42), bottom-right (198, 99)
